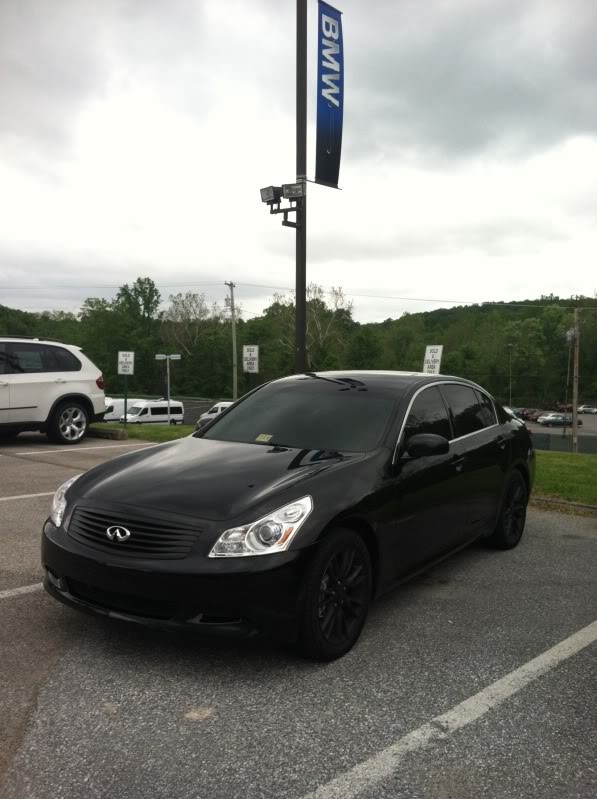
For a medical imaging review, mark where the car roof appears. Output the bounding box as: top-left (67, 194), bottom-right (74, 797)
top-left (0, 335), bottom-right (80, 349)
top-left (275, 370), bottom-right (485, 392)
top-left (131, 400), bottom-right (183, 406)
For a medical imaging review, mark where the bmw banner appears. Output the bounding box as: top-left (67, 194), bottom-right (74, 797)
top-left (315, 1), bottom-right (343, 188)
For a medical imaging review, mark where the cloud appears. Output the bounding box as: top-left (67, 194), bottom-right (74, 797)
top-left (0, 0), bottom-right (596, 326)
top-left (345, 0), bottom-right (597, 161)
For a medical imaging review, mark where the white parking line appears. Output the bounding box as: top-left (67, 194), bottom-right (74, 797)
top-left (0, 583), bottom-right (43, 600)
top-left (0, 443), bottom-right (154, 456)
top-left (302, 619), bottom-right (597, 799)
top-left (0, 491), bottom-right (54, 502)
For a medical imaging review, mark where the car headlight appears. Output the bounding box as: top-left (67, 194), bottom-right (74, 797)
top-left (50, 474), bottom-right (82, 528)
top-left (209, 496), bottom-right (313, 557)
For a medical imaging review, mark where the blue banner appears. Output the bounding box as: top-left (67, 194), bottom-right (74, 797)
top-left (315, 1), bottom-right (343, 188)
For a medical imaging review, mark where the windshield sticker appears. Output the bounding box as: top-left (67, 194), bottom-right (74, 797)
top-left (255, 433), bottom-right (273, 443)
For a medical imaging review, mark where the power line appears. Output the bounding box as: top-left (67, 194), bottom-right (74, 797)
top-left (0, 281), bottom-right (224, 291)
top-left (2, 279), bottom-right (596, 313)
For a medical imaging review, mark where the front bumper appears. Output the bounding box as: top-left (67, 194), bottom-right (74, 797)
top-left (42, 521), bottom-right (311, 641)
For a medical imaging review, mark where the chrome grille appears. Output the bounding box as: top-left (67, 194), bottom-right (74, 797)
top-left (68, 506), bottom-right (200, 560)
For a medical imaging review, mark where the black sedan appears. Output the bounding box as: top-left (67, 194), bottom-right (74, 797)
top-left (43, 371), bottom-right (535, 660)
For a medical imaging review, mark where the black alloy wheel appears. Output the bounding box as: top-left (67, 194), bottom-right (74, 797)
top-left (486, 470), bottom-right (528, 550)
top-left (297, 528), bottom-right (372, 661)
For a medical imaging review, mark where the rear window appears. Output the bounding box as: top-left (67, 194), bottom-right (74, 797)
top-left (51, 347), bottom-right (82, 372)
top-left (202, 377), bottom-right (398, 452)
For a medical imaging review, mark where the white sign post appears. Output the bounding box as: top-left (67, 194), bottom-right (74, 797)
top-left (423, 345), bottom-right (443, 375)
top-left (117, 351), bottom-right (135, 427)
top-left (118, 351), bottom-right (135, 376)
top-left (242, 345), bottom-right (259, 374)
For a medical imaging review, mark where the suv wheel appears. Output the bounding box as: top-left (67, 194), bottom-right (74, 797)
top-left (47, 401), bottom-right (89, 445)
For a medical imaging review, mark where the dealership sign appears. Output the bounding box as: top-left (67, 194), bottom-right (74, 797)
top-left (117, 351), bottom-right (135, 376)
top-left (315, 1), bottom-right (344, 188)
top-left (242, 345), bottom-right (259, 373)
top-left (423, 345), bottom-right (443, 375)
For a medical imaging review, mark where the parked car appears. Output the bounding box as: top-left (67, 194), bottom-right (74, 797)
top-left (536, 413), bottom-right (582, 427)
top-left (557, 403), bottom-right (574, 413)
top-left (578, 405), bottom-right (597, 415)
top-left (528, 410), bottom-right (544, 422)
top-left (120, 400), bottom-right (185, 425)
top-left (104, 398), bottom-right (145, 422)
top-left (43, 371), bottom-right (534, 660)
top-left (0, 335), bottom-right (105, 444)
top-left (196, 401), bottom-right (234, 429)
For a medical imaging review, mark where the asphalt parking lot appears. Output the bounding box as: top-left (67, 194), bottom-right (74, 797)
top-left (526, 413), bottom-right (597, 437)
top-left (1, 434), bottom-right (596, 799)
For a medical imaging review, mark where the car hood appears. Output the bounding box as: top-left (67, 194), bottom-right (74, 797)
top-left (74, 436), bottom-right (367, 522)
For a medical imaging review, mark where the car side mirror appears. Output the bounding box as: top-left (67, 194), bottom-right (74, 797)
top-left (405, 433), bottom-right (450, 458)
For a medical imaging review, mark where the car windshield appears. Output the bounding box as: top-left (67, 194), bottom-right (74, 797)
top-left (128, 405), bottom-right (144, 416)
top-left (201, 378), bottom-right (398, 452)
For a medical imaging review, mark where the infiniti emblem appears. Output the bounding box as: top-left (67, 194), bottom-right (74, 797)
top-left (106, 526), bottom-right (131, 542)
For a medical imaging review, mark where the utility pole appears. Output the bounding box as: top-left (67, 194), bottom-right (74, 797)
top-left (166, 356), bottom-right (171, 424)
top-left (572, 308), bottom-right (580, 453)
top-left (295, 0), bottom-right (308, 374)
top-left (563, 328), bottom-right (573, 436)
top-left (225, 281), bottom-right (238, 400)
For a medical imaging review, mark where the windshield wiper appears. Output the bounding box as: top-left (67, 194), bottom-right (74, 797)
top-left (304, 372), bottom-right (367, 391)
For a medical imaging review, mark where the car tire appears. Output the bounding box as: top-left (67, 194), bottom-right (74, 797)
top-left (296, 528), bottom-right (372, 661)
top-left (47, 401), bottom-right (89, 445)
top-left (485, 470), bottom-right (528, 550)
top-left (170, 420), bottom-right (177, 426)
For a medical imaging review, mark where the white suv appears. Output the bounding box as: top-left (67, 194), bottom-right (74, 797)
top-left (0, 336), bottom-right (105, 444)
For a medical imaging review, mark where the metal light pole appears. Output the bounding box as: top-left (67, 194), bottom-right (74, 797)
top-left (506, 343), bottom-right (514, 406)
top-left (572, 309), bottom-right (580, 453)
top-left (225, 282), bottom-right (238, 400)
top-left (295, 0), bottom-right (308, 373)
top-left (155, 354), bottom-right (181, 424)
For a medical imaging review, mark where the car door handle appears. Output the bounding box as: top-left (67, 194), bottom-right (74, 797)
top-left (54, 378), bottom-right (67, 383)
top-left (0, 381), bottom-right (8, 387)
top-left (452, 456), bottom-right (465, 473)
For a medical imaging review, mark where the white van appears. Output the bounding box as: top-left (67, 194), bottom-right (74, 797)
top-left (120, 400), bottom-right (185, 425)
top-left (104, 398), bottom-right (144, 422)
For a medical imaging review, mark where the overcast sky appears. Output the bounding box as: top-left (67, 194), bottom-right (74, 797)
top-left (1, 0), bottom-right (596, 322)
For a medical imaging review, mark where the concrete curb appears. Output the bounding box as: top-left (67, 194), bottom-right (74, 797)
top-left (532, 495), bottom-right (597, 516)
top-left (88, 426), bottom-right (128, 441)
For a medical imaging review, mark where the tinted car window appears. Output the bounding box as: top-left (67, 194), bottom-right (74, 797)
top-left (7, 343), bottom-right (46, 373)
top-left (6, 343), bottom-right (78, 374)
top-left (443, 384), bottom-right (485, 438)
top-left (475, 390), bottom-right (497, 428)
top-left (51, 347), bottom-right (82, 372)
top-left (151, 407), bottom-right (167, 416)
top-left (0, 344), bottom-right (6, 375)
top-left (202, 378), bottom-right (397, 452)
top-left (403, 386), bottom-right (452, 446)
